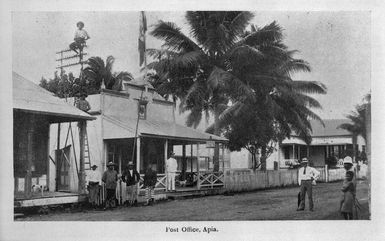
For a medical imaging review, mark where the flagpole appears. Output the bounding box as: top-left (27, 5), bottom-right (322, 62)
top-left (143, 11), bottom-right (147, 73)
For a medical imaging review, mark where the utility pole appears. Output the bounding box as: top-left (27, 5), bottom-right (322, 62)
top-left (55, 45), bottom-right (88, 193)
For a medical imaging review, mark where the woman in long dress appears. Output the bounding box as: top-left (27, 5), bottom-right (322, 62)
top-left (340, 171), bottom-right (355, 220)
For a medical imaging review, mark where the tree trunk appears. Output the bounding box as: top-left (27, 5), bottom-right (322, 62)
top-left (213, 110), bottom-right (220, 172)
top-left (251, 151), bottom-right (255, 171)
top-left (352, 135), bottom-right (357, 163)
top-left (260, 146), bottom-right (267, 171)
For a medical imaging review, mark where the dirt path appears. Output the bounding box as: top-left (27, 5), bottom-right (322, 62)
top-left (20, 180), bottom-right (369, 221)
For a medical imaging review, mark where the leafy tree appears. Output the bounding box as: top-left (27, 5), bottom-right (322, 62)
top-left (149, 12), bottom-right (267, 171)
top-left (83, 56), bottom-right (133, 93)
top-left (338, 93), bottom-right (370, 162)
top-left (149, 11), bottom-right (326, 171)
top-left (39, 71), bottom-right (78, 98)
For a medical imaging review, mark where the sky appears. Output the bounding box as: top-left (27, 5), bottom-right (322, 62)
top-left (12, 11), bottom-right (371, 120)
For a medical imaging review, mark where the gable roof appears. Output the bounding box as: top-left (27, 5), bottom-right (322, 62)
top-left (13, 72), bottom-right (95, 122)
top-left (309, 119), bottom-right (352, 137)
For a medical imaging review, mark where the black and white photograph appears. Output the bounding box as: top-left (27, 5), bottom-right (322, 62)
top-left (1, 1), bottom-right (385, 241)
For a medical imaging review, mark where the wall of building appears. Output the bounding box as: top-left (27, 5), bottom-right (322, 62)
top-left (14, 112), bottom-right (50, 195)
top-left (229, 149), bottom-right (251, 169)
top-left (309, 146), bottom-right (325, 167)
top-left (49, 115), bottom-right (104, 193)
top-left (106, 88), bottom-right (175, 124)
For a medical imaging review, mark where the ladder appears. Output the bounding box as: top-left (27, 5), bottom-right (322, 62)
top-left (84, 129), bottom-right (92, 170)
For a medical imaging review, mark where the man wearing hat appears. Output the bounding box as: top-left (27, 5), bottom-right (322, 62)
top-left (297, 157), bottom-right (320, 211)
top-left (102, 161), bottom-right (118, 210)
top-left (75, 92), bottom-right (91, 113)
top-left (343, 156), bottom-right (357, 188)
top-left (166, 152), bottom-right (178, 192)
top-left (86, 164), bottom-right (101, 209)
top-left (69, 21), bottom-right (90, 54)
top-left (121, 161), bottom-right (141, 206)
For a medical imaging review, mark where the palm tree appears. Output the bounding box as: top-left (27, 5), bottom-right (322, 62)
top-left (83, 56), bottom-right (133, 94)
top-left (148, 12), bottom-right (326, 171)
top-left (338, 94), bottom-right (370, 162)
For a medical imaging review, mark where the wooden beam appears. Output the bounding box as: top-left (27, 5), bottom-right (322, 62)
top-left (221, 144), bottom-right (225, 171)
top-left (164, 139), bottom-right (168, 191)
top-left (25, 114), bottom-right (35, 198)
top-left (182, 144), bottom-right (186, 176)
top-left (55, 123), bottom-right (61, 191)
top-left (46, 122), bottom-right (50, 192)
top-left (78, 121), bottom-right (86, 194)
top-left (137, 137), bottom-right (141, 172)
top-left (197, 143), bottom-right (200, 190)
top-left (190, 144), bottom-right (193, 172)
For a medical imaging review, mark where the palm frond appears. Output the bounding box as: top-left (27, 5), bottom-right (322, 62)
top-left (150, 20), bottom-right (201, 52)
top-left (290, 81), bottom-right (327, 94)
top-left (241, 21), bottom-right (283, 46)
top-left (228, 12), bottom-right (254, 37)
top-left (185, 107), bottom-right (203, 128)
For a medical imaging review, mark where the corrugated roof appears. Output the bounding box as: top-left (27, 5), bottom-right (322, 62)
top-left (103, 115), bottom-right (227, 142)
top-left (13, 72), bottom-right (95, 121)
top-left (309, 119), bottom-right (351, 137)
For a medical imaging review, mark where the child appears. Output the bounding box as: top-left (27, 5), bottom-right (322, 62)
top-left (340, 171), bottom-right (355, 220)
top-left (143, 163), bottom-right (157, 206)
top-left (69, 21), bottom-right (90, 54)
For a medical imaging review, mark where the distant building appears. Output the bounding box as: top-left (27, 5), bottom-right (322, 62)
top-left (230, 119), bottom-right (366, 170)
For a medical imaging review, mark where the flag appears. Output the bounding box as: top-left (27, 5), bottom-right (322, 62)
top-left (138, 11), bottom-right (147, 67)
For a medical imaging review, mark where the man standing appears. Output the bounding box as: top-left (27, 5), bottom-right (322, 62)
top-left (86, 165), bottom-right (101, 209)
top-left (102, 162), bottom-right (118, 210)
top-left (166, 152), bottom-right (178, 192)
top-left (122, 161), bottom-right (141, 206)
top-left (297, 158), bottom-right (320, 211)
top-left (343, 156), bottom-right (357, 183)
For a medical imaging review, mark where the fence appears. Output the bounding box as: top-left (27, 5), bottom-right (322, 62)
top-left (197, 171), bottom-right (225, 189)
top-left (224, 166), bottom-right (348, 193)
top-left (224, 169), bottom-right (298, 192)
top-left (328, 168), bottom-right (347, 182)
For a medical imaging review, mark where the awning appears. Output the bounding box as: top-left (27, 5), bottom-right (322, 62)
top-left (13, 72), bottom-right (95, 122)
top-left (102, 115), bottom-right (227, 142)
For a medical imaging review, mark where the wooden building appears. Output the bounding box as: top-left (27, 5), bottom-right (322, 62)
top-left (13, 72), bottom-right (95, 208)
top-left (49, 78), bottom-right (228, 203)
top-left (278, 119), bottom-right (366, 168)
top-left (230, 119), bottom-right (366, 169)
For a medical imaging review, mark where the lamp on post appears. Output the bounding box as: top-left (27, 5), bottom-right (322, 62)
top-left (138, 97), bottom-right (148, 120)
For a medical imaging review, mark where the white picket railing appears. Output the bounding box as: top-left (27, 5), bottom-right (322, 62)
top-left (197, 171), bottom-right (225, 189)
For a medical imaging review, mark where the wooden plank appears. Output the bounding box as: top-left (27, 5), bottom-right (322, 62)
top-left (78, 121), bottom-right (86, 194)
top-left (16, 195), bottom-right (86, 207)
top-left (25, 115), bottom-right (35, 198)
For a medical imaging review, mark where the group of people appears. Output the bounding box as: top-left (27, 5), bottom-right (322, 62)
top-left (296, 156), bottom-right (358, 220)
top-left (85, 152), bottom-right (179, 210)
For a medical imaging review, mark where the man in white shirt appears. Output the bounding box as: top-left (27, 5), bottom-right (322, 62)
top-left (86, 164), bottom-right (101, 208)
top-left (166, 152), bottom-right (178, 192)
top-left (297, 158), bottom-right (320, 211)
top-left (69, 21), bottom-right (90, 54)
